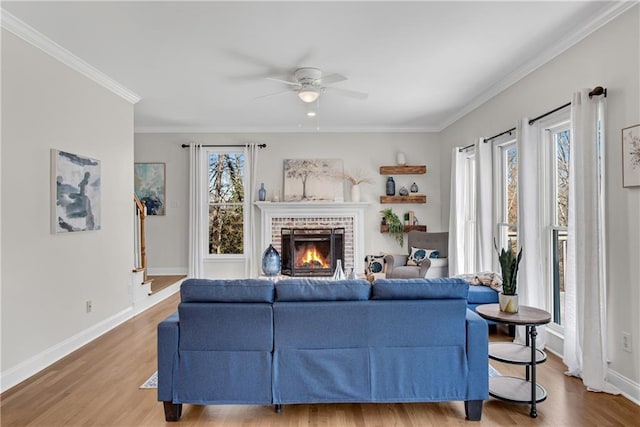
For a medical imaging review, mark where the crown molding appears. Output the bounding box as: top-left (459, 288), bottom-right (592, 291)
top-left (134, 125), bottom-right (439, 134)
top-left (1, 9), bottom-right (141, 104)
top-left (436, 1), bottom-right (638, 132)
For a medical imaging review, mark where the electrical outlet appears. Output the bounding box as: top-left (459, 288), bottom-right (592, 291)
top-left (86, 300), bottom-right (92, 313)
top-left (622, 331), bottom-right (632, 353)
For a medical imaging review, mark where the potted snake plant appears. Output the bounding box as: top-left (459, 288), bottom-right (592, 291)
top-left (494, 239), bottom-right (523, 313)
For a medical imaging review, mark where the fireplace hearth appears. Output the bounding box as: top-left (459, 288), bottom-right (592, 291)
top-left (281, 228), bottom-right (344, 276)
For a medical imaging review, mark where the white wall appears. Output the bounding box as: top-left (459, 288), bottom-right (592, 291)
top-left (1, 30), bottom-right (135, 383)
top-left (134, 132), bottom-right (442, 277)
top-left (439, 7), bottom-right (640, 392)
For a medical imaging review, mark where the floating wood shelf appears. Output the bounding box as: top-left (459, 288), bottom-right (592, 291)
top-left (379, 165), bottom-right (427, 175)
top-left (380, 225), bottom-right (427, 233)
top-left (380, 195), bottom-right (427, 204)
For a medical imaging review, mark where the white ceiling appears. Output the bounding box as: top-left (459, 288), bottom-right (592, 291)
top-left (2, 1), bottom-right (625, 133)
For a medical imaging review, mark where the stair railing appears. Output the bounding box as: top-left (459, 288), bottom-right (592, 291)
top-left (134, 194), bottom-right (147, 282)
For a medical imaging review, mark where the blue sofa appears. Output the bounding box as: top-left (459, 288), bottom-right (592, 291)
top-left (158, 277), bottom-right (489, 421)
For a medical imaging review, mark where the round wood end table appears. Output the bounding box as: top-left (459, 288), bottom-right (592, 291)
top-left (476, 303), bottom-right (551, 418)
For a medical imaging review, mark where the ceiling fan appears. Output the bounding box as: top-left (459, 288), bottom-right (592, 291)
top-left (258, 67), bottom-right (368, 103)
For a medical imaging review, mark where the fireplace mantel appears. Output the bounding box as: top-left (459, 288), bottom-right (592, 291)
top-left (255, 202), bottom-right (370, 275)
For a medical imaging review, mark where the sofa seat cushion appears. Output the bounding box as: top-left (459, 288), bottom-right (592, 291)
top-left (181, 278), bottom-right (274, 303)
top-left (276, 279), bottom-right (371, 301)
top-left (467, 285), bottom-right (499, 304)
top-left (372, 278), bottom-right (468, 300)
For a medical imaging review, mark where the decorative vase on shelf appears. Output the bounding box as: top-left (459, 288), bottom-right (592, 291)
top-left (399, 186), bottom-right (409, 196)
top-left (396, 152), bottom-right (407, 165)
top-left (351, 184), bottom-right (361, 202)
top-left (261, 244), bottom-right (281, 276)
top-left (332, 259), bottom-right (346, 280)
top-left (385, 177), bottom-right (396, 196)
top-left (258, 183), bottom-right (266, 201)
top-left (410, 182), bottom-right (418, 193)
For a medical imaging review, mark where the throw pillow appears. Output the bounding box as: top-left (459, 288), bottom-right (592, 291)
top-left (406, 247), bottom-right (440, 266)
top-left (364, 255), bottom-right (385, 274)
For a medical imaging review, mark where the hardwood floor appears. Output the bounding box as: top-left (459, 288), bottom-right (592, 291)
top-left (2, 294), bottom-right (638, 426)
top-left (148, 275), bottom-right (187, 294)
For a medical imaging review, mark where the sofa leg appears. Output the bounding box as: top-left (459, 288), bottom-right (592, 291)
top-left (163, 402), bottom-right (182, 422)
top-left (274, 404), bottom-right (282, 413)
top-left (465, 400), bottom-right (483, 421)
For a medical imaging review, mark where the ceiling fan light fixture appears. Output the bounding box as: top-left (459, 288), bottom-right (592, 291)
top-left (298, 88), bottom-right (319, 103)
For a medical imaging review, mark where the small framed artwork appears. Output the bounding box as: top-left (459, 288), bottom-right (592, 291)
top-left (134, 163), bottom-right (166, 215)
top-left (622, 124), bottom-right (640, 188)
top-left (283, 158), bottom-right (343, 202)
top-left (51, 149), bottom-right (101, 233)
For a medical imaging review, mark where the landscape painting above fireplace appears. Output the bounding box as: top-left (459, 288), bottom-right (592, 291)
top-left (283, 158), bottom-right (343, 202)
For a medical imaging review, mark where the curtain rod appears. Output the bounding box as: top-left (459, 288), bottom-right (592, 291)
top-left (484, 86), bottom-right (607, 143)
top-left (181, 143), bottom-right (267, 148)
top-left (528, 86), bottom-right (605, 125)
top-left (458, 143), bottom-right (475, 152)
top-left (484, 127), bottom-right (516, 143)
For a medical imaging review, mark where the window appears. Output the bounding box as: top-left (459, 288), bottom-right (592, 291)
top-left (546, 122), bottom-right (570, 328)
top-left (494, 138), bottom-right (518, 256)
top-left (207, 150), bottom-right (246, 256)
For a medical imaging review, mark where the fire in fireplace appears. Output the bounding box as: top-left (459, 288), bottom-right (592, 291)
top-left (281, 228), bottom-right (344, 276)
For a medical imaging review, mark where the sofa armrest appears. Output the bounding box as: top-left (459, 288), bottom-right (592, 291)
top-left (465, 309), bottom-right (489, 400)
top-left (383, 254), bottom-right (408, 275)
top-left (157, 311), bottom-right (179, 402)
top-left (418, 258), bottom-right (432, 278)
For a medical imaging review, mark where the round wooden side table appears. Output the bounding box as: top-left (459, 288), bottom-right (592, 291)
top-left (476, 303), bottom-right (551, 418)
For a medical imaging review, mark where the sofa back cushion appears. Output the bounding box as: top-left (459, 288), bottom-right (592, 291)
top-left (275, 279), bottom-right (371, 301)
top-left (371, 278), bottom-right (468, 300)
top-left (179, 303), bottom-right (273, 351)
top-left (181, 278), bottom-right (274, 303)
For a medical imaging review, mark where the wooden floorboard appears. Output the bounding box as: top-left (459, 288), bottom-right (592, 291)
top-left (1, 294), bottom-right (638, 426)
top-left (148, 275), bottom-right (186, 294)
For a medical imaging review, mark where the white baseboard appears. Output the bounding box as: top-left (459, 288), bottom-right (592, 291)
top-left (608, 368), bottom-right (640, 405)
top-left (0, 306), bottom-right (132, 393)
top-left (1, 277), bottom-right (183, 393)
top-left (147, 267), bottom-right (188, 276)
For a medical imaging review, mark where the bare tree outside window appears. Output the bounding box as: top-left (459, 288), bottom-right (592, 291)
top-left (556, 130), bottom-right (570, 227)
top-left (552, 128), bottom-right (570, 326)
top-left (208, 152), bottom-right (244, 254)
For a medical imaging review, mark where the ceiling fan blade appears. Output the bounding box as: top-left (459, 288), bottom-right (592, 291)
top-left (254, 90), bottom-right (295, 100)
top-left (323, 86), bottom-right (368, 100)
top-left (316, 73), bottom-right (347, 85)
top-left (266, 77), bottom-right (301, 87)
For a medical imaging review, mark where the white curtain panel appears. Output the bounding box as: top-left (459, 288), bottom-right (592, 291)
top-left (563, 90), bottom-right (617, 393)
top-left (188, 143), bottom-right (205, 278)
top-left (448, 147), bottom-right (467, 276)
top-left (244, 144), bottom-right (259, 278)
top-left (514, 118), bottom-right (546, 348)
top-left (474, 137), bottom-right (493, 272)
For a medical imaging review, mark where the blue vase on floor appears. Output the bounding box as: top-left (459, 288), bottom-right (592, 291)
top-left (262, 244), bottom-right (281, 276)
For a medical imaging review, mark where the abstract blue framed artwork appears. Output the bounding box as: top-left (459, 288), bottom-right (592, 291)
top-left (52, 149), bottom-right (101, 233)
top-left (134, 163), bottom-right (166, 215)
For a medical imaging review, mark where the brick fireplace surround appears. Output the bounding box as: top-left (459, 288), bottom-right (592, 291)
top-left (255, 202), bottom-right (369, 275)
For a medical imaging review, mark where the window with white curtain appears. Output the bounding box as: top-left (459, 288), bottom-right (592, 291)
top-left (543, 118), bottom-right (571, 331)
top-left (462, 150), bottom-right (476, 273)
top-left (493, 137), bottom-right (518, 256)
top-left (206, 149), bottom-right (247, 257)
